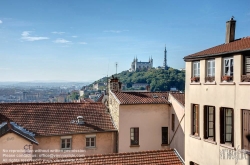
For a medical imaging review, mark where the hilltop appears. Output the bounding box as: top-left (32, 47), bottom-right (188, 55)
top-left (92, 67), bottom-right (185, 92)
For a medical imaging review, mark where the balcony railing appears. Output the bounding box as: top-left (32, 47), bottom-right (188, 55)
top-left (241, 75), bottom-right (250, 82)
top-left (205, 76), bottom-right (215, 82)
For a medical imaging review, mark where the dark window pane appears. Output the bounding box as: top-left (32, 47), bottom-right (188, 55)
top-left (162, 127), bottom-right (168, 144)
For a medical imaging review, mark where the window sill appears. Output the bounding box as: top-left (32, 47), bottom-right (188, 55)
top-left (220, 144), bottom-right (235, 150)
top-left (161, 144), bottom-right (168, 146)
top-left (85, 147), bottom-right (96, 150)
top-left (204, 139), bottom-right (217, 145)
top-left (239, 82), bottom-right (250, 85)
top-left (219, 82), bottom-right (235, 85)
top-left (204, 81), bottom-right (216, 85)
top-left (61, 148), bottom-right (72, 151)
top-left (130, 145), bottom-right (140, 147)
top-left (190, 82), bottom-right (201, 85)
top-left (189, 134), bottom-right (201, 140)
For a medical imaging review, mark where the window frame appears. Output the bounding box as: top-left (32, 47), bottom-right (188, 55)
top-left (162, 127), bottom-right (168, 145)
top-left (192, 104), bottom-right (199, 136)
top-left (220, 107), bottom-right (234, 146)
top-left (193, 61), bottom-right (200, 77)
top-left (86, 135), bottom-right (96, 148)
top-left (223, 57), bottom-right (233, 76)
top-left (130, 127), bottom-right (139, 146)
top-left (204, 106), bottom-right (215, 141)
top-left (207, 59), bottom-right (215, 77)
top-left (243, 55), bottom-right (250, 75)
top-left (61, 136), bottom-right (72, 150)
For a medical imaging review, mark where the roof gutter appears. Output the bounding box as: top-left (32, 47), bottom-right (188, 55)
top-left (35, 129), bottom-right (118, 137)
top-left (174, 148), bottom-right (185, 164)
top-left (184, 48), bottom-right (250, 61)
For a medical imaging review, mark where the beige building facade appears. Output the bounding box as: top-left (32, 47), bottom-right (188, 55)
top-left (0, 103), bottom-right (117, 163)
top-left (108, 89), bottom-right (185, 159)
top-left (184, 17), bottom-right (250, 165)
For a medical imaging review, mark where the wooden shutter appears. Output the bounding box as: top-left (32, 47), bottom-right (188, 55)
top-left (204, 106), bottom-right (208, 139)
top-left (220, 108), bottom-right (225, 144)
top-left (195, 105), bottom-right (200, 135)
top-left (231, 109), bottom-right (234, 147)
top-left (245, 56), bottom-right (250, 75)
top-left (195, 105), bottom-right (199, 136)
top-left (242, 110), bottom-right (249, 150)
top-left (213, 106), bottom-right (216, 141)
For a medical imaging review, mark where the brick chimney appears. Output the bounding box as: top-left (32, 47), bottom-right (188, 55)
top-left (225, 16), bottom-right (236, 44)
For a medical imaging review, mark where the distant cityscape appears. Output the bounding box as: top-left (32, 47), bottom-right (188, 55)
top-left (0, 82), bottom-right (88, 103)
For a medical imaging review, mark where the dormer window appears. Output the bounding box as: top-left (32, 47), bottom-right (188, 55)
top-left (222, 57), bottom-right (233, 82)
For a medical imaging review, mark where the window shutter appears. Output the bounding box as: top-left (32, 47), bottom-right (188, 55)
top-left (213, 106), bottom-right (216, 141)
top-left (232, 109), bottom-right (234, 147)
top-left (248, 111), bottom-right (250, 150)
top-left (191, 104), bottom-right (194, 135)
top-left (196, 105), bottom-right (199, 135)
top-left (245, 56), bottom-right (250, 75)
top-left (242, 110), bottom-right (249, 150)
top-left (220, 108), bottom-right (225, 144)
top-left (204, 106), bottom-right (208, 139)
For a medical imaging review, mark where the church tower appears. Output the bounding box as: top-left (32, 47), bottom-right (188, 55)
top-left (163, 45), bottom-right (167, 69)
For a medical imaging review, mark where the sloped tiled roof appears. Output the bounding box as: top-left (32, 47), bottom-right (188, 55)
top-left (112, 92), bottom-right (170, 105)
top-left (1, 149), bottom-right (183, 165)
top-left (0, 121), bottom-right (38, 144)
top-left (0, 103), bottom-right (116, 136)
top-left (184, 37), bottom-right (250, 60)
top-left (170, 93), bottom-right (185, 106)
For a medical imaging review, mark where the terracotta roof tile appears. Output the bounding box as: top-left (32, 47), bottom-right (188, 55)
top-left (184, 37), bottom-right (250, 60)
top-left (170, 93), bottom-right (185, 106)
top-left (1, 149), bottom-right (183, 165)
top-left (112, 92), bottom-right (170, 105)
top-left (0, 103), bottom-right (116, 136)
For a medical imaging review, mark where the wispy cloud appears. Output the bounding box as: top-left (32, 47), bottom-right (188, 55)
top-left (79, 42), bottom-right (87, 45)
top-left (104, 30), bottom-right (129, 33)
top-left (21, 31), bottom-right (49, 41)
top-left (0, 20), bottom-right (2, 24)
top-left (72, 35), bottom-right (78, 38)
top-left (53, 38), bottom-right (71, 44)
top-left (51, 31), bottom-right (65, 35)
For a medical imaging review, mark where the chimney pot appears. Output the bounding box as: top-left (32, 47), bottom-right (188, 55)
top-left (225, 16), bottom-right (236, 44)
top-left (77, 116), bottom-right (84, 125)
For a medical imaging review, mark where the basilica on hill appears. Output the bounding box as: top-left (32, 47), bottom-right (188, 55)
top-left (129, 46), bottom-right (167, 72)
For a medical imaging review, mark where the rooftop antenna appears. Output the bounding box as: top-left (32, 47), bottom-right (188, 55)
top-left (107, 60), bottom-right (110, 93)
top-left (115, 62), bottom-right (118, 77)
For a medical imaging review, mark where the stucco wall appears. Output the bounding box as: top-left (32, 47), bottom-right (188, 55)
top-left (118, 104), bottom-right (170, 153)
top-left (168, 94), bottom-right (185, 160)
top-left (185, 54), bottom-right (250, 165)
top-left (33, 132), bottom-right (116, 159)
top-left (0, 133), bottom-right (33, 163)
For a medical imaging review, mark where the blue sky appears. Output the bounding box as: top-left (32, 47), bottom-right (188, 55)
top-left (0, 0), bottom-right (249, 82)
